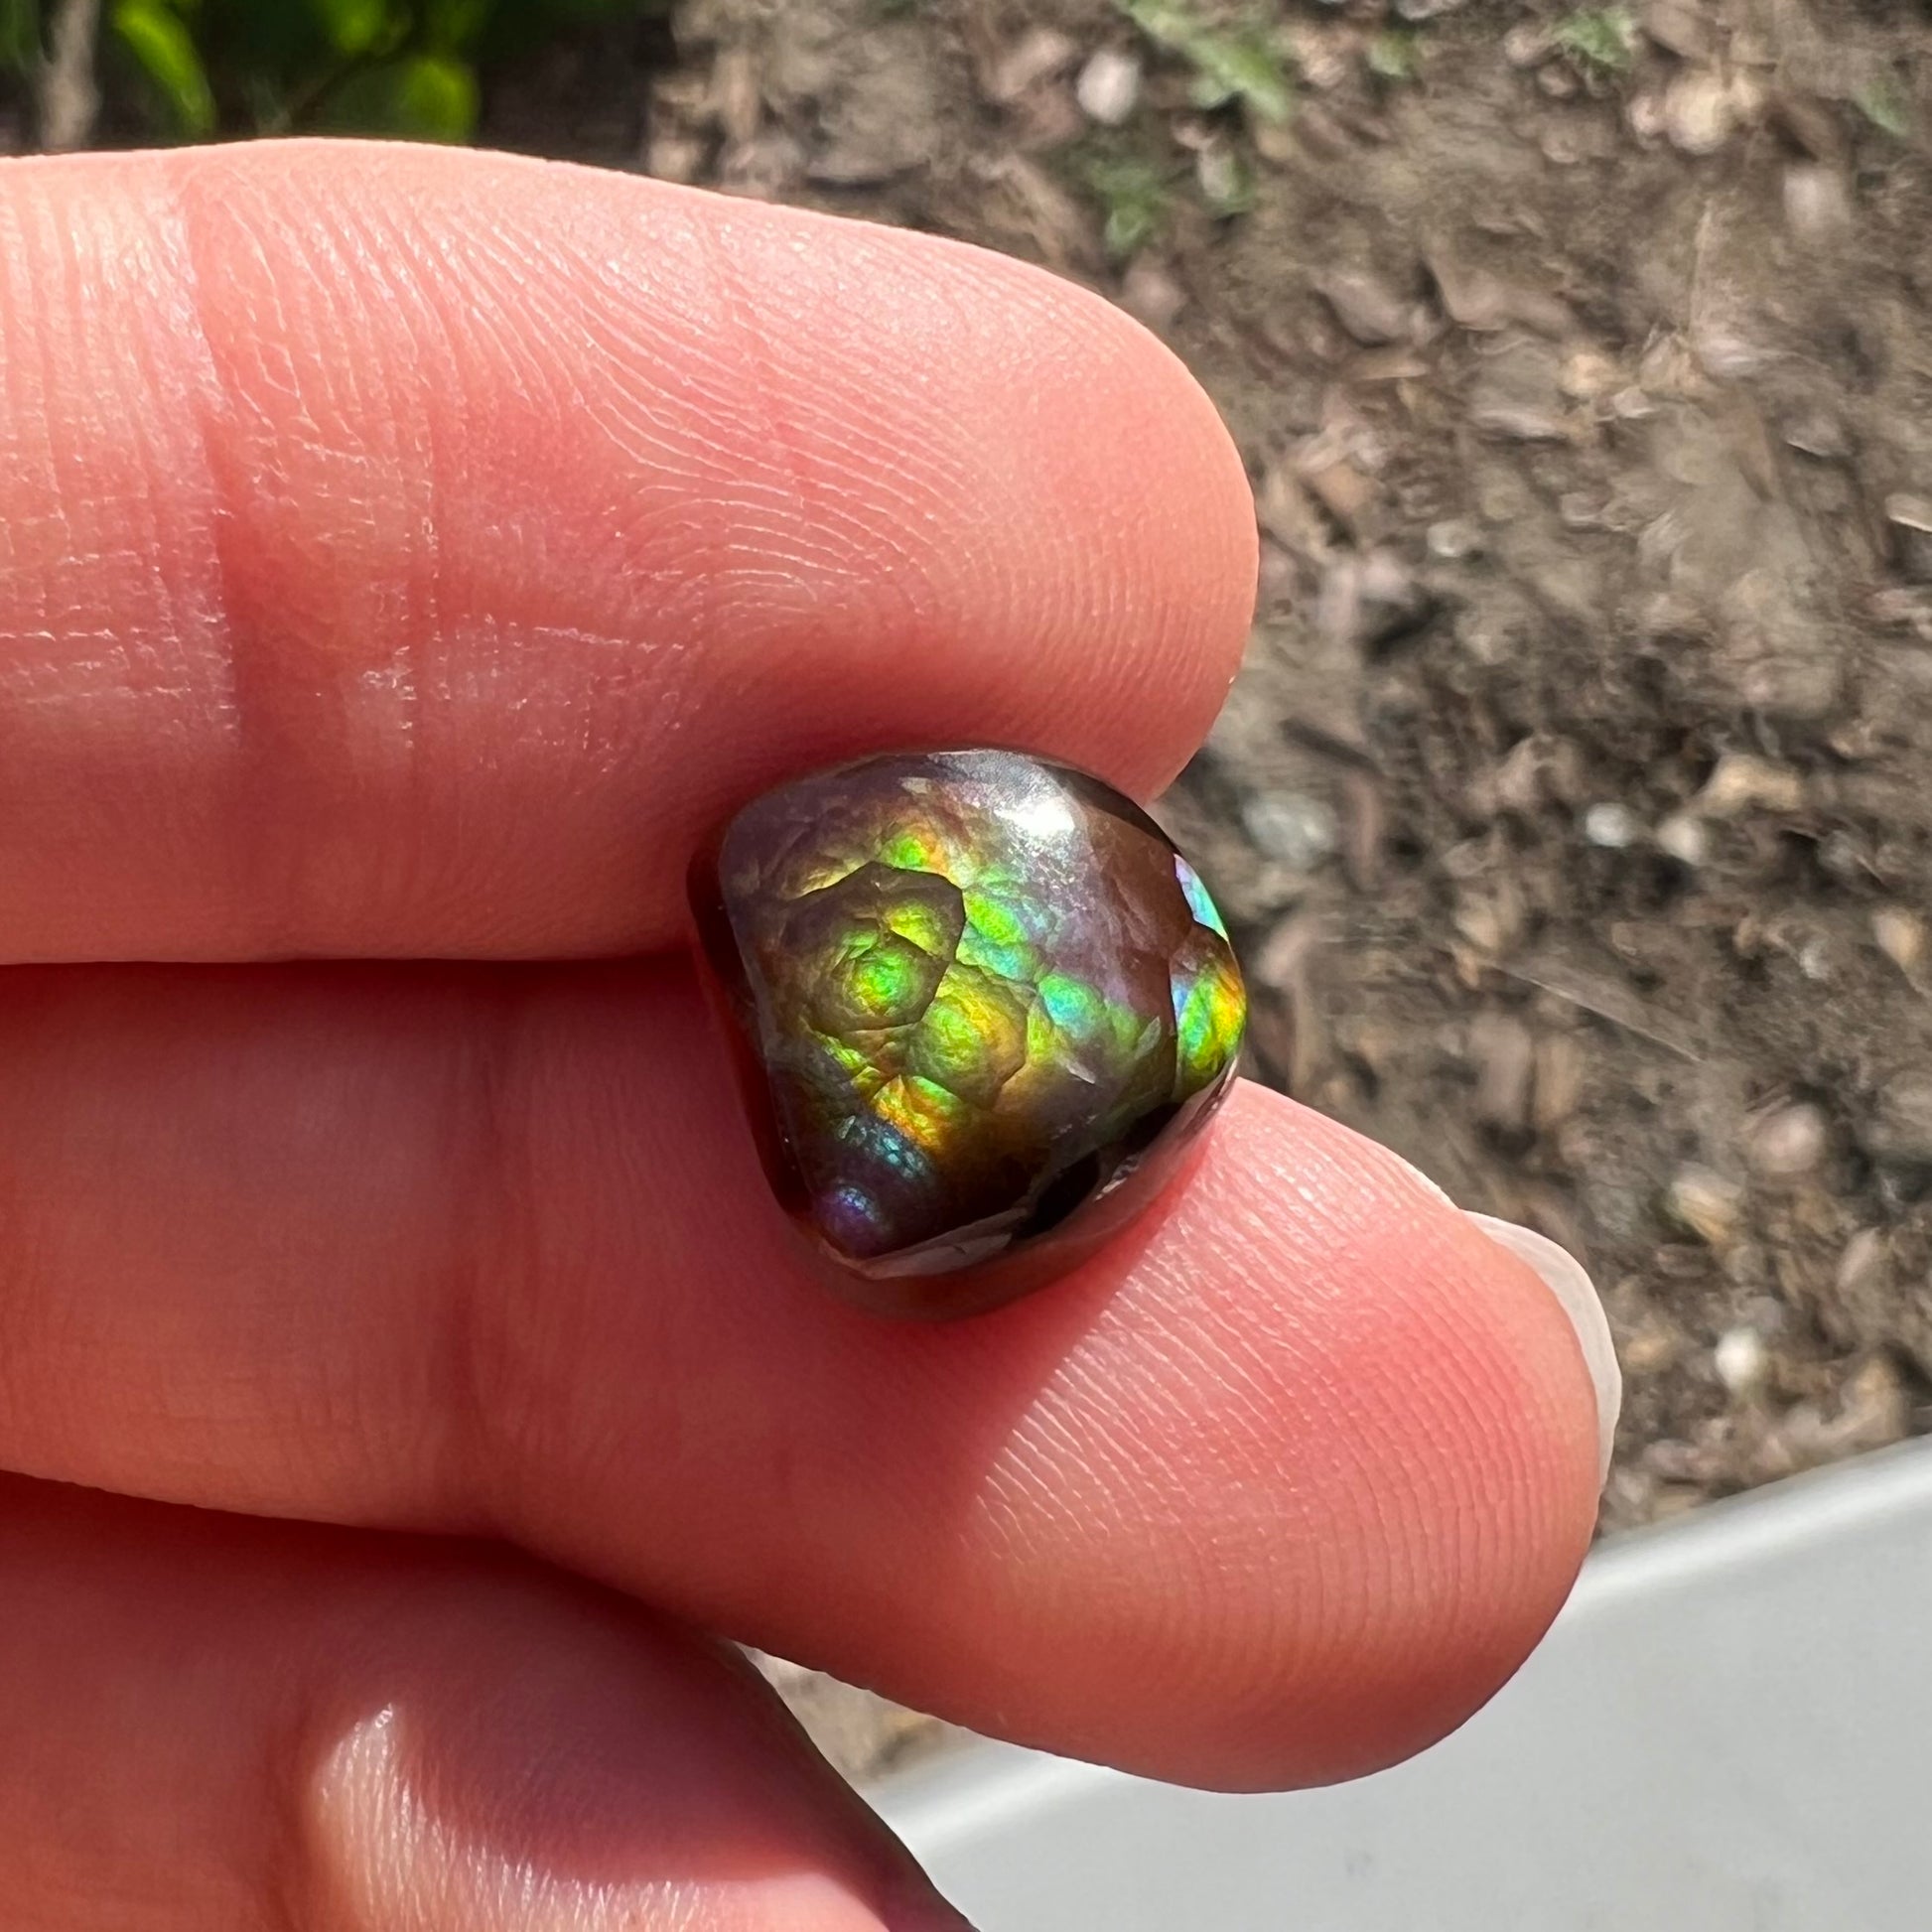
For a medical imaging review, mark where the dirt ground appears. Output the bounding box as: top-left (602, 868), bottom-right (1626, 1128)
top-left (18, 0), bottom-right (1932, 1783)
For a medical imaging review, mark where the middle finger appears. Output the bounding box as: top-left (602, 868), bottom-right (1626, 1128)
top-left (0, 956), bottom-right (1601, 1790)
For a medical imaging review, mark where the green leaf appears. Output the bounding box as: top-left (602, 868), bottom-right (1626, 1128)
top-left (1082, 151), bottom-right (1172, 261)
top-left (1114, 0), bottom-right (1292, 125)
top-left (423, 0), bottom-right (494, 53)
top-left (0, 0), bottom-right (39, 75)
top-left (111, 0), bottom-right (217, 137)
top-left (1553, 7), bottom-right (1637, 73)
top-left (1367, 29), bottom-right (1419, 83)
top-left (1856, 78), bottom-right (1910, 140)
top-left (320, 52), bottom-right (479, 140)
top-left (1103, 199), bottom-right (1160, 260)
top-left (307, 0), bottom-right (392, 57)
top-left (1185, 31), bottom-right (1292, 121)
top-left (1114, 0), bottom-right (1194, 50)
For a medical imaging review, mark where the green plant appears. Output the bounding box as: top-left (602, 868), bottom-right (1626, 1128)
top-left (1855, 76), bottom-right (1910, 140)
top-left (0, 0), bottom-right (38, 75)
top-left (106, 0), bottom-right (664, 144)
top-left (1553, 6), bottom-right (1638, 74)
top-left (113, 1), bottom-right (217, 135)
top-left (1081, 150), bottom-right (1174, 259)
top-left (1366, 28), bottom-right (1420, 83)
top-left (1113, 0), bottom-right (1293, 124)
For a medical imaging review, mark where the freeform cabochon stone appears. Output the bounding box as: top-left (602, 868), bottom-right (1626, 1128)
top-left (690, 749), bottom-right (1246, 1317)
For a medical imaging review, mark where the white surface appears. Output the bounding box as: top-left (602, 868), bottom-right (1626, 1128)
top-left (878, 1442), bottom-right (1932, 1930)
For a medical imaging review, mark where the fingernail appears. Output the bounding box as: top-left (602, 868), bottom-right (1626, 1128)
top-left (1467, 1214), bottom-right (1621, 1485)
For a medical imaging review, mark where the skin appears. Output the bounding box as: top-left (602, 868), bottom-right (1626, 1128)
top-left (0, 142), bottom-right (1603, 1929)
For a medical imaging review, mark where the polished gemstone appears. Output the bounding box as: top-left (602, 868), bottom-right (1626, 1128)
top-left (691, 749), bottom-right (1246, 1315)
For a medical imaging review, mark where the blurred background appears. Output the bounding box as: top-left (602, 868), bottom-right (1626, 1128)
top-left (5, 0), bottom-right (1927, 1783)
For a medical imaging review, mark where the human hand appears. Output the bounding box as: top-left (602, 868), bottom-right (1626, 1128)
top-left (0, 141), bottom-right (1618, 1929)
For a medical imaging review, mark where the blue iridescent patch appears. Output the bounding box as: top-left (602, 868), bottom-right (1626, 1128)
top-left (1173, 855), bottom-right (1230, 941)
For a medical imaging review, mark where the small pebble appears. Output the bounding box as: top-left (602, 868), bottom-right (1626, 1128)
top-left (985, 28), bottom-right (1077, 104)
top-left (1818, 830), bottom-right (1868, 884)
top-left (1503, 22), bottom-right (1552, 66)
top-left (1872, 906), bottom-right (1926, 979)
top-left (1884, 493), bottom-right (1932, 580)
top-left (1074, 48), bottom-right (1141, 126)
top-left (1241, 792), bottom-right (1338, 871)
top-left (1627, 92), bottom-right (1668, 142)
top-left (1884, 492), bottom-right (1932, 534)
top-left (1427, 517), bottom-right (1484, 561)
top-left (1643, 0), bottom-right (1711, 60)
top-left (1664, 70), bottom-right (1734, 154)
top-left (1532, 1032), bottom-right (1587, 1133)
top-left (1714, 1326), bottom-right (1768, 1398)
top-left (1694, 754), bottom-right (1805, 818)
top-left (1194, 143), bottom-right (1246, 213)
top-left (1452, 890), bottom-right (1518, 956)
top-left (1783, 164), bottom-right (1853, 241)
top-left (1655, 812), bottom-right (1710, 867)
top-left (1117, 256), bottom-right (1186, 332)
top-left (1665, 1166), bottom-right (1744, 1247)
top-left (1749, 1102), bottom-right (1827, 1179)
top-left (1560, 348), bottom-right (1620, 401)
top-left (1583, 802), bottom-right (1641, 849)
top-left (1692, 321), bottom-right (1773, 381)
top-left (1538, 125), bottom-right (1591, 169)
top-left (1837, 1227), bottom-right (1887, 1296)
top-left (1867, 1075), bottom-right (1932, 1167)
top-left (1782, 406), bottom-right (1850, 461)
top-left (1313, 271), bottom-right (1413, 347)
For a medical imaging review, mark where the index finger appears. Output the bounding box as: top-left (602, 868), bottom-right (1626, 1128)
top-left (0, 141), bottom-right (1255, 963)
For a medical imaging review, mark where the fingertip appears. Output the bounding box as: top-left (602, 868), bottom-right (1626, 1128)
top-left (968, 259), bottom-right (1260, 790)
top-left (681, 176), bottom-right (1260, 797)
top-left (990, 1081), bottom-right (1605, 1788)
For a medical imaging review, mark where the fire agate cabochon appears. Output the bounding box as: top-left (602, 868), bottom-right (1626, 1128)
top-left (693, 750), bottom-right (1246, 1310)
